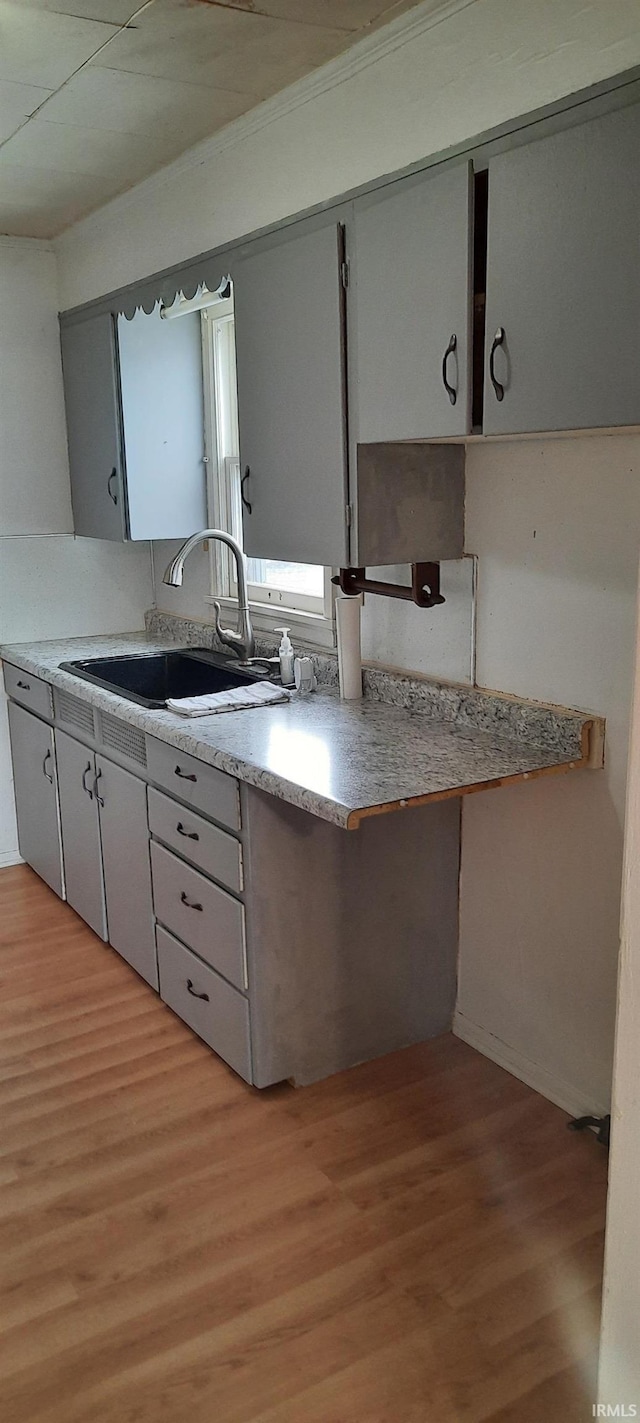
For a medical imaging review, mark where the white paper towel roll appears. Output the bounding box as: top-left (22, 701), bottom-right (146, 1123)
top-left (336, 594), bottom-right (363, 700)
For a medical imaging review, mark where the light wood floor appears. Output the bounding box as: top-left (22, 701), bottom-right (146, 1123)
top-left (0, 864), bottom-right (607, 1423)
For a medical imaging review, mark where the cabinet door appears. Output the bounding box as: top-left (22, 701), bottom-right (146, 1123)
top-left (55, 731), bottom-right (106, 940)
top-left (96, 755), bottom-right (158, 990)
top-left (7, 702), bottom-right (63, 898)
top-left (234, 221), bottom-right (349, 566)
top-left (117, 307), bottom-right (207, 541)
top-left (484, 103), bottom-right (640, 435)
top-left (60, 314), bottom-right (126, 541)
top-left (353, 163), bottom-right (472, 441)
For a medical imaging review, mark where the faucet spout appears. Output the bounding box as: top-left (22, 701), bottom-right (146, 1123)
top-left (162, 529), bottom-right (255, 662)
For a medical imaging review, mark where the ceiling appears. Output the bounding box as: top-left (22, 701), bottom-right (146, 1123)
top-left (0, 0), bottom-right (425, 239)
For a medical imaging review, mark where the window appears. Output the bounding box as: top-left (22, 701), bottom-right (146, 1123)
top-left (201, 296), bottom-right (334, 638)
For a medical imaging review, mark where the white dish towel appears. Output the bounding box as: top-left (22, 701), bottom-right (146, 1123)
top-left (166, 681), bottom-right (290, 717)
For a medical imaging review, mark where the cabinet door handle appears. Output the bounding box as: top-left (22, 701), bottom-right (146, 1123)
top-left (177, 822), bottom-right (199, 841)
top-left (93, 767), bottom-right (105, 808)
top-left (42, 749), bottom-right (54, 784)
top-left (17, 679), bottom-right (31, 691)
top-left (489, 327), bottom-right (505, 401)
top-left (241, 466), bottom-right (252, 515)
top-left (181, 891), bottom-right (203, 911)
top-left (107, 468), bottom-right (118, 505)
top-left (186, 979), bottom-right (209, 1001)
top-left (81, 762), bottom-right (94, 799)
top-left (441, 333), bottom-right (457, 405)
top-left (174, 766), bottom-right (197, 783)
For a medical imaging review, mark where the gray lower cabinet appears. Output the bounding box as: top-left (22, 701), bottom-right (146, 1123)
top-left (7, 701), bottom-right (64, 899)
top-left (352, 162), bottom-right (472, 442)
top-left (484, 101), bottom-right (640, 435)
top-left (147, 787), bottom-right (243, 895)
top-left (234, 216), bottom-right (350, 567)
top-left (60, 305), bottom-right (207, 542)
top-left (150, 840), bottom-right (246, 991)
top-left (55, 730), bottom-right (107, 940)
top-left (156, 926), bottom-right (252, 1083)
top-left (5, 685), bottom-right (462, 1090)
top-left (54, 731), bottom-right (157, 985)
top-left (96, 754), bottom-right (157, 990)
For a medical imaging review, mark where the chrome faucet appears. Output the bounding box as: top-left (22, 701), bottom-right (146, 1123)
top-left (162, 530), bottom-right (255, 662)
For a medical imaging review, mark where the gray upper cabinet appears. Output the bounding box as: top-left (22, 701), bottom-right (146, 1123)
top-left (60, 306), bottom-right (207, 541)
top-left (483, 102), bottom-right (640, 435)
top-left (8, 701), bottom-right (64, 899)
top-left (234, 219), bottom-right (349, 567)
top-left (60, 314), bottom-right (126, 541)
top-left (352, 163), bottom-right (473, 442)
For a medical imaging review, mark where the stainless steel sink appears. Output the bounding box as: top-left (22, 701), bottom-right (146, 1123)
top-left (59, 647), bottom-right (265, 709)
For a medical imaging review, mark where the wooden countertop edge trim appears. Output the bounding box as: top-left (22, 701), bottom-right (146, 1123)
top-left (346, 749), bottom-right (598, 830)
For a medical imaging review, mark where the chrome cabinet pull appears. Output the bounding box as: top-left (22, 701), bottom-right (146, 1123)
top-left (489, 327), bottom-right (506, 401)
top-left (17, 679), bottom-right (31, 690)
top-left (186, 979), bottom-right (209, 1001)
top-left (441, 333), bottom-right (457, 405)
top-left (181, 891), bottom-right (203, 911)
top-left (93, 767), bottom-right (105, 808)
top-left (107, 468), bottom-right (118, 505)
top-left (174, 766), bottom-right (197, 783)
top-left (42, 750), bottom-right (54, 784)
top-left (241, 466), bottom-right (252, 515)
top-left (177, 822), bottom-right (199, 841)
top-left (81, 762), bottom-right (94, 799)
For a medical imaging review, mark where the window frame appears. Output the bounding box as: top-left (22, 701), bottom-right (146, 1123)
top-left (201, 305), bottom-right (336, 647)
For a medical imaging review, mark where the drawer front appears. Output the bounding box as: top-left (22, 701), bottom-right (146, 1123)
top-left (148, 787), bottom-right (243, 895)
top-left (156, 926), bottom-right (252, 1083)
top-left (151, 840), bottom-right (246, 990)
top-left (146, 736), bottom-right (240, 832)
top-left (4, 663), bottom-right (53, 720)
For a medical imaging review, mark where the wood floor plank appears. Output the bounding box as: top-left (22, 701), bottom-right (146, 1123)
top-left (0, 865), bottom-right (608, 1422)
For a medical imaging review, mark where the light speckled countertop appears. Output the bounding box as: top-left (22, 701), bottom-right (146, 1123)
top-left (0, 631), bottom-right (602, 829)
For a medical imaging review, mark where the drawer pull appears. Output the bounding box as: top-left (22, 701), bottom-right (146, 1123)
top-left (175, 765), bottom-right (197, 782)
top-left (181, 891), bottom-right (203, 911)
top-left (42, 749), bottom-right (54, 784)
top-left (81, 762), bottom-right (94, 799)
top-left (177, 822), bottom-right (199, 841)
top-left (17, 680), bottom-right (31, 690)
top-left (186, 978), bottom-right (210, 1001)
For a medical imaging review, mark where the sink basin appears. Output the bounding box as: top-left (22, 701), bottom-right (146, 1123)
top-left (59, 648), bottom-right (265, 709)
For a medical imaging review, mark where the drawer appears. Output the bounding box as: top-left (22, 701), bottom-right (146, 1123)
top-left (148, 787), bottom-right (243, 895)
top-left (157, 926), bottom-right (252, 1083)
top-left (146, 736), bottom-right (240, 832)
top-left (151, 840), bottom-right (246, 991)
top-left (3, 663), bottom-right (53, 720)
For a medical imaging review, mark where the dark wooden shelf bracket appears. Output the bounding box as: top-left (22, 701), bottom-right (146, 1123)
top-left (332, 563), bottom-right (445, 609)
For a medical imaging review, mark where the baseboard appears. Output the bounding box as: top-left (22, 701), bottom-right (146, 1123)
top-left (0, 850), bottom-right (23, 869)
top-left (453, 1010), bottom-right (609, 1120)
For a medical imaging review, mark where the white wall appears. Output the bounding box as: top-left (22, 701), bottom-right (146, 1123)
top-left (599, 571), bottom-right (640, 1409)
top-left (0, 240), bottom-right (153, 866)
top-left (0, 238), bottom-right (73, 535)
top-left (456, 435), bottom-right (640, 1115)
top-left (51, 0), bottom-right (640, 1106)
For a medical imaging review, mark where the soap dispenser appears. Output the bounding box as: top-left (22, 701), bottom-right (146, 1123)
top-left (275, 627), bottom-right (295, 687)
